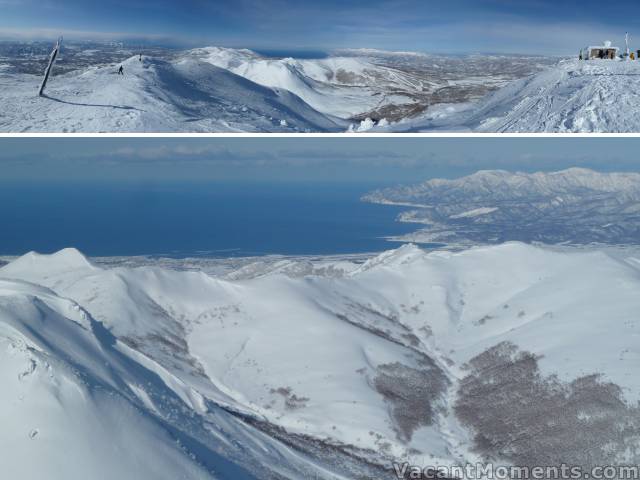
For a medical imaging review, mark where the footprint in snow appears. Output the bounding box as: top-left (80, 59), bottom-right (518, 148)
top-left (18, 359), bottom-right (36, 381)
top-left (29, 429), bottom-right (39, 439)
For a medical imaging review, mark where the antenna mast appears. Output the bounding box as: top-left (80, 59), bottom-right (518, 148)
top-left (626, 32), bottom-right (630, 58)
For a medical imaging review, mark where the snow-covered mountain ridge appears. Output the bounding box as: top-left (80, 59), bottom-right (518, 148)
top-left (1, 54), bottom-right (342, 132)
top-left (185, 46), bottom-right (437, 120)
top-left (2, 243), bottom-right (640, 478)
top-left (364, 168), bottom-right (640, 247)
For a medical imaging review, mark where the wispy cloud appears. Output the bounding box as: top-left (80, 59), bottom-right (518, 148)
top-left (0, 26), bottom-right (185, 44)
top-left (0, 0), bottom-right (637, 54)
top-left (3, 139), bottom-right (640, 181)
top-left (10, 142), bottom-right (426, 168)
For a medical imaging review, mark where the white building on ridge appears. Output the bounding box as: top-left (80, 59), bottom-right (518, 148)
top-left (582, 40), bottom-right (619, 60)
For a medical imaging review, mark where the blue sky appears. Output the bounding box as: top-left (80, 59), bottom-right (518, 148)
top-left (2, 137), bottom-right (640, 183)
top-left (1, 0), bottom-right (639, 54)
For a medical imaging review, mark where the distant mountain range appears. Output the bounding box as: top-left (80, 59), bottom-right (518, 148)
top-left (363, 168), bottom-right (640, 246)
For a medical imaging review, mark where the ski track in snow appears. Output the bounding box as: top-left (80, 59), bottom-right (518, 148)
top-left (383, 59), bottom-right (640, 132)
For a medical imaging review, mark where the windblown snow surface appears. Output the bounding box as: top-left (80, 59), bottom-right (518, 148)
top-left (383, 59), bottom-right (640, 132)
top-left (0, 55), bottom-right (342, 132)
top-left (2, 243), bottom-right (640, 479)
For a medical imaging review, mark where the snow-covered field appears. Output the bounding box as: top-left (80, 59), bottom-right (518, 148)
top-left (2, 243), bottom-right (639, 478)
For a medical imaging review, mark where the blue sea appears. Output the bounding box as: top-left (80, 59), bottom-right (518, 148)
top-left (0, 182), bottom-right (419, 257)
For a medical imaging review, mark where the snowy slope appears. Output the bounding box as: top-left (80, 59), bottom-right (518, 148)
top-left (0, 251), bottom-right (372, 480)
top-left (387, 59), bottom-right (640, 132)
top-left (0, 281), bottom-right (222, 479)
top-left (187, 47), bottom-right (435, 119)
top-left (1, 243), bottom-right (640, 476)
top-left (469, 59), bottom-right (640, 132)
top-left (0, 55), bottom-right (342, 132)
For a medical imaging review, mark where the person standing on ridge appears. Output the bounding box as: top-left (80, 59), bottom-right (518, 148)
top-left (118, 65), bottom-right (124, 75)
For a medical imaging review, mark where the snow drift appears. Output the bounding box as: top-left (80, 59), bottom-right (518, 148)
top-left (1, 243), bottom-right (640, 478)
